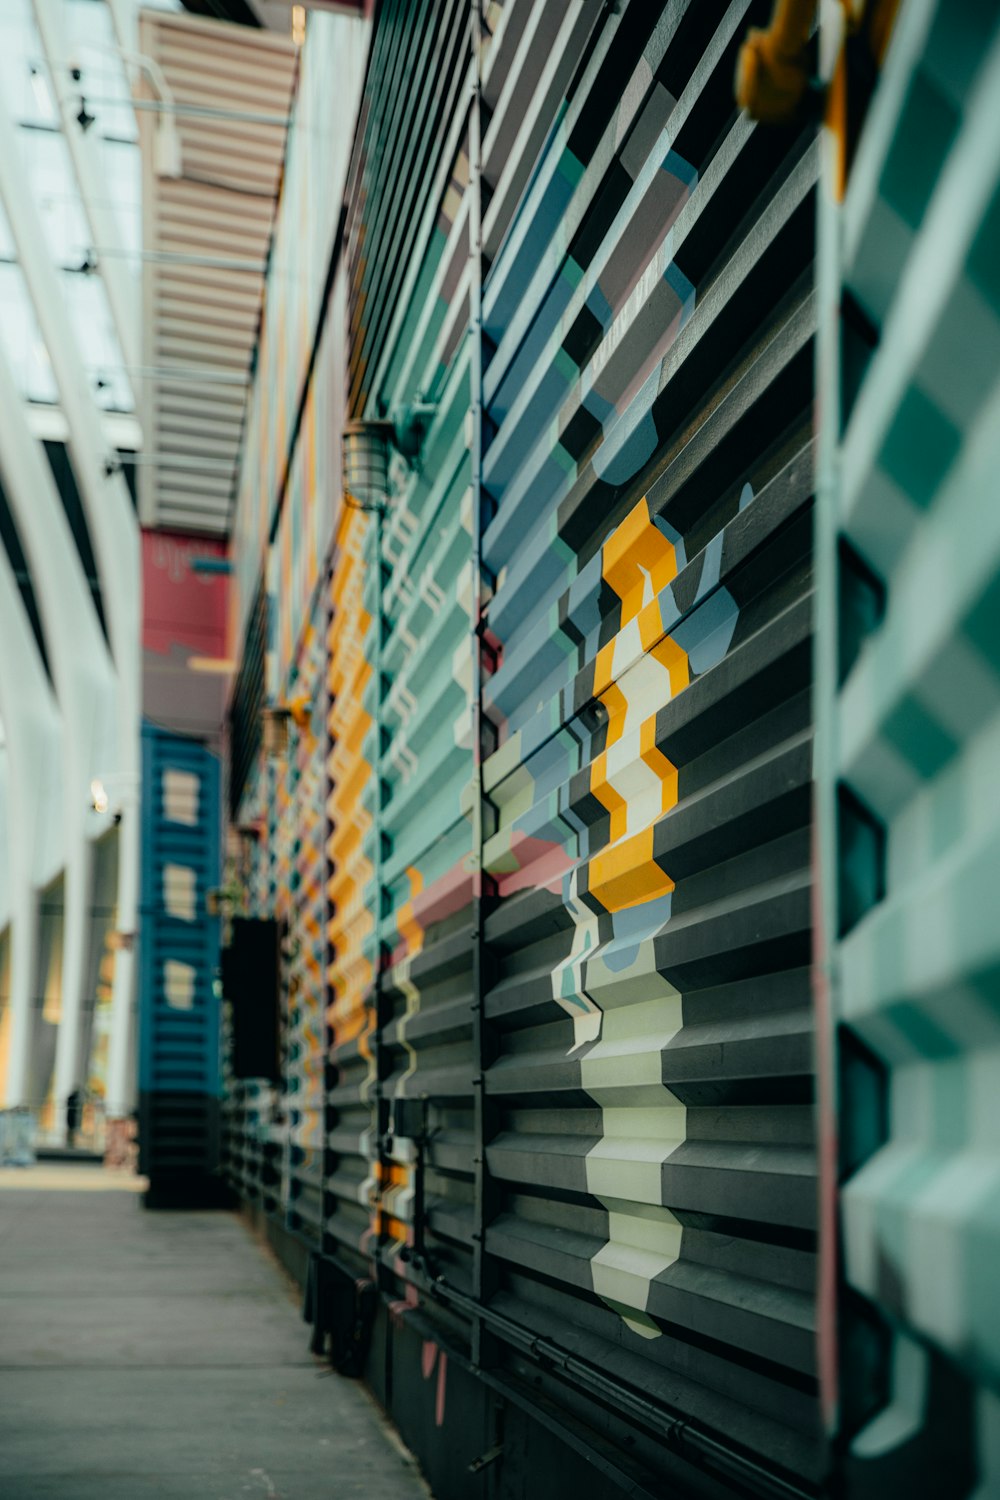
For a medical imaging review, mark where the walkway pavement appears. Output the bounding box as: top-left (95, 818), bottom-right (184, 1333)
top-left (0, 1165), bottom-right (430, 1500)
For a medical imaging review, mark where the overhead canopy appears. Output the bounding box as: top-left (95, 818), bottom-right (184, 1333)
top-left (138, 8), bottom-right (296, 535)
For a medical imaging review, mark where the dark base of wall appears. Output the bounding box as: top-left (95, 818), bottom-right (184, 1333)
top-left (138, 1090), bottom-right (223, 1207)
top-left (238, 1199), bottom-right (312, 1289)
top-left (234, 1204), bottom-right (734, 1500)
top-left (144, 1171), bottom-right (232, 1210)
top-left (37, 1146), bottom-right (104, 1164)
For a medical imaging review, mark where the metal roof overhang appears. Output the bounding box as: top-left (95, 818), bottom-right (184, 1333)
top-left (138, 9), bottom-right (297, 535)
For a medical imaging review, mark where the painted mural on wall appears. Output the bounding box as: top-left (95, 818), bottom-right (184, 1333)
top-left (228, 0), bottom-right (821, 1488)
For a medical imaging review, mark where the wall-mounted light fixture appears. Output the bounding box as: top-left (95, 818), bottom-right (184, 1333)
top-left (342, 402), bottom-right (437, 512)
top-left (343, 419), bottom-right (393, 512)
top-left (261, 704), bottom-right (291, 759)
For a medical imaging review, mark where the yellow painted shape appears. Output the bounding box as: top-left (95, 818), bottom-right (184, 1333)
top-left (396, 866), bottom-right (425, 959)
top-left (588, 827), bottom-right (674, 914)
top-left (590, 749), bottom-right (629, 844)
top-left (601, 497), bottom-right (678, 625)
top-left (638, 716), bottom-right (679, 816)
top-left (590, 681), bottom-right (630, 841)
top-left (649, 633), bottom-right (690, 695)
top-left (593, 638), bottom-right (617, 697)
top-left (599, 680), bottom-right (629, 747)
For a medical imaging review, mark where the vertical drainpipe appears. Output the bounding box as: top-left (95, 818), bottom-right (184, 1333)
top-left (813, 0), bottom-right (844, 1437)
top-left (371, 497), bottom-right (385, 1279)
top-left (468, 0), bottom-right (494, 1369)
top-left (343, 425), bottom-right (392, 1280)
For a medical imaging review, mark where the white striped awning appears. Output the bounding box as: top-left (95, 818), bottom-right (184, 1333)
top-left (138, 9), bottom-right (297, 535)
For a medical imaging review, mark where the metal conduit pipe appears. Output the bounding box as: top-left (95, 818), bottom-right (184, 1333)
top-left (420, 1270), bottom-right (817, 1500)
top-left (341, 420), bottom-right (392, 1267)
top-left (467, 0), bottom-right (497, 1368)
top-left (301, 1235), bottom-right (814, 1500)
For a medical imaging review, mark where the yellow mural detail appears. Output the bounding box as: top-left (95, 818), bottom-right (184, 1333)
top-left (587, 499), bottom-right (687, 917)
top-left (601, 496), bottom-right (679, 624)
top-left (395, 866), bottom-right (425, 961)
top-left (554, 496), bottom-right (695, 1336)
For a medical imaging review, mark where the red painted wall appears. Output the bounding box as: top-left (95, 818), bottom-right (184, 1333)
top-left (142, 531), bottom-right (229, 744)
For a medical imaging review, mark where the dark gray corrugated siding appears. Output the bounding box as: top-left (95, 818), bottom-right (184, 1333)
top-left (230, 2), bottom-right (827, 1494)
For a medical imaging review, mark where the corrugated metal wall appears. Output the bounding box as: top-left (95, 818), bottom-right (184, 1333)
top-left (300, 1), bottom-right (824, 1495)
top-left (816, 3), bottom-right (1000, 1494)
top-left (215, 0), bottom-right (1000, 1493)
top-left (478, 0), bottom-right (820, 1472)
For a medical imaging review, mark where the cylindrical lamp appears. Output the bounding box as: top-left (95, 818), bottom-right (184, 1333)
top-left (342, 419), bottom-right (393, 510)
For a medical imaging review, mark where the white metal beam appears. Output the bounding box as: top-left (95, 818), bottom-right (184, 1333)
top-left (0, 333), bottom-right (120, 1124)
top-left (31, 0), bottom-right (141, 385)
top-left (0, 744), bottom-right (8, 937)
top-left (106, 0), bottom-right (139, 62)
top-left (0, 544), bottom-right (64, 1109)
top-left (0, 89), bottom-right (141, 1120)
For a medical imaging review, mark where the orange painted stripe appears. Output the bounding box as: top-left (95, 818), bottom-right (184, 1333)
top-left (588, 828), bottom-right (675, 914)
top-left (601, 498), bottom-right (678, 625)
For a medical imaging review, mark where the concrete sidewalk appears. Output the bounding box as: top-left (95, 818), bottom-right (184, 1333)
top-left (0, 1167), bottom-right (430, 1499)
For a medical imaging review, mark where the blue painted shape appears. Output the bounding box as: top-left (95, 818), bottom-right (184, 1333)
top-left (663, 148), bottom-right (698, 189)
top-left (485, 143), bottom-right (581, 340)
top-left (673, 587), bottom-right (740, 676)
top-left (487, 271), bottom-right (577, 426)
top-left (591, 362), bottom-right (662, 485)
top-left (486, 355), bottom-right (575, 493)
top-left (585, 278), bottom-right (614, 330)
top-left (488, 511), bottom-right (576, 645)
top-left (600, 892), bottom-right (674, 972)
top-left (698, 530), bottom-right (725, 595)
top-left (565, 552), bottom-right (605, 640)
top-left (484, 444), bottom-right (575, 579)
top-left (581, 382), bottom-right (616, 427)
top-left (664, 258), bottom-right (696, 311)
